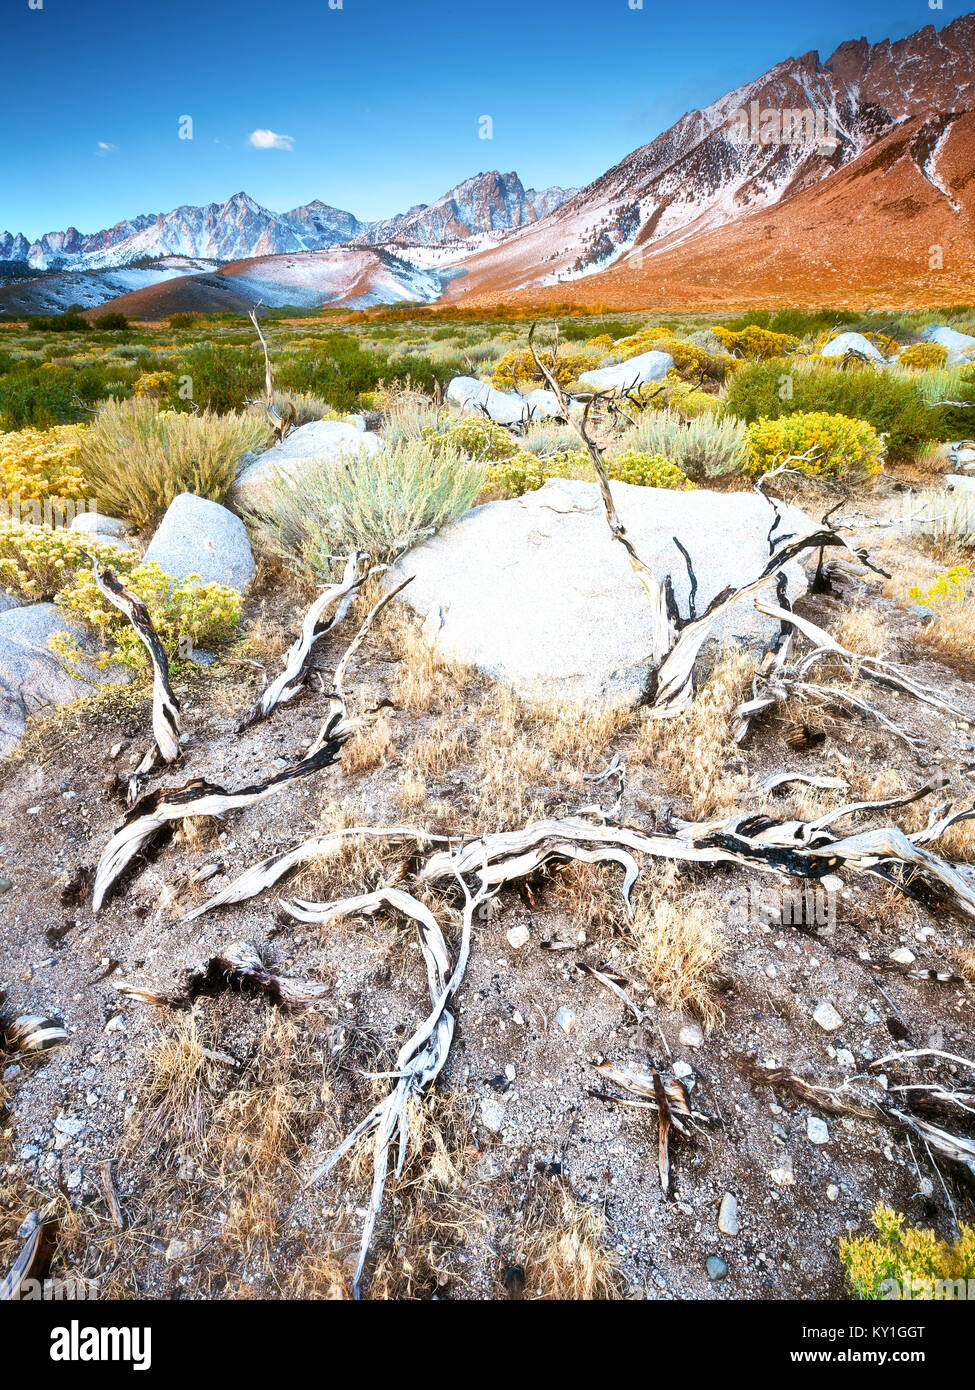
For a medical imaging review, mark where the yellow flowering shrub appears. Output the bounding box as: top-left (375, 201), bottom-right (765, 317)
top-left (841, 1205), bottom-right (975, 1300)
top-left (133, 369), bottom-right (179, 396)
top-left (909, 565), bottom-right (971, 606)
top-left (424, 416), bottom-right (516, 461)
top-left (57, 560), bottom-right (242, 672)
top-left (713, 325), bottom-right (799, 359)
top-left (0, 519), bottom-right (126, 600)
top-left (898, 342), bottom-right (949, 369)
top-left (0, 425), bottom-right (88, 502)
top-left (491, 347), bottom-right (602, 390)
top-left (743, 411), bottom-right (883, 480)
top-left (484, 448), bottom-right (692, 498)
top-left (610, 332), bottom-right (728, 381)
top-left (605, 450), bottom-right (695, 489)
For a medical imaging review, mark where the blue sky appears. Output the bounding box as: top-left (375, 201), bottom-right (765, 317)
top-left (2, 0), bottom-right (967, 238)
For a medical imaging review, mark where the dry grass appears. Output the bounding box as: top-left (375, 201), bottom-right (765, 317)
top-left (517, 1177), bottom-right (627, 1300)
top-left (636, 650), bottom-right (753, 817)
top-left (342, 710), bottom-right (395, 775)
top-left (628, 868), bottom-right (726, 1026)
top-left (833, 606), bottom-right (892, 658)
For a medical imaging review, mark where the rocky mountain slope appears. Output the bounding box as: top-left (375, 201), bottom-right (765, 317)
top-left (354, 170), bottom-right (576, 246)
top-left (443, 14), bottom-right (975, 308)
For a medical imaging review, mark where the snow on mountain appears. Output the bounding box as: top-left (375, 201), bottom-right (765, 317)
top-left (444, 12), bottom-right (975, 302)
top-left (1, 173), bottom-right (570, 279)
top-left (355, 171), bottom-right (574, 247)
top-left (0, 259), bottom-right (222, 316)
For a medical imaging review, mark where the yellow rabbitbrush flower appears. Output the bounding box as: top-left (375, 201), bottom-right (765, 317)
top-left (841, 1204), bottom-right (975, 1300)
top-left (0, 519), bottom-right (126, 601)
top-left (909, 564), bottom-right (971, 606)
top-left (484, 448), bottom-right (693, 499)
top-left (0, 424), bottom-right (89, 503)
top-left (56, 560), bottom-right (242, 673)
top-left (713, 325), bottom-right (799, 359)
top-left (898, 342), bottom-right (949, 370)
top-left (744, 411), bottom-right (883, 481)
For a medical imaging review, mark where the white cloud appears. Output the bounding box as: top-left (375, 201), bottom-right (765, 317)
top-left (248, 128), bottom-right (294, 151)
top-left (95, 141), bottom-right (118, 156)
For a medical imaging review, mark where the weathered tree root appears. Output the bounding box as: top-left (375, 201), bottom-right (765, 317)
top-left (238, 550), bottom-right (373, 731)
top-left (733, 599), bottom-right (972, 754)
top-left (0, 1209), bottom-right (58, 1302)
top-left (295, 876), bottom-right (489, 1299)
top-left (91, 573), bottom-right (410, 912)
top-left (738, 1054), bottom-right (975, 1183)
top-left (90, 557), bottom-right (181, 804)
top-left (117, 941), bottom-right (329, 1012)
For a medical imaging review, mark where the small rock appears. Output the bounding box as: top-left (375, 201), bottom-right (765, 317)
top-left (812, 1001), bottom-right (843, 1032)
top-left (0, 878), bottom-right (11, 893)
top-left (54, 1113), bottom-right (85, 1137)
top-left (555, 1006), bottom-right (577, 1035)
top-left (836, 1048), bottom-right (855, 1069)
top-left (890, 947), bottom-right (916, 965)
top-left (506, 924), bottom-right (530, 951)
top-left (672, 1060), bottom-right (694, 1080)
top-left (165, 1239), bottom-right (188, 1263)
top-left (826, 1184), bottom-right (840, 1202)
top-left (504, 1063), bottom-right (516, 1082)
top-left (65, 1168), bottom-right (82, 1191)
top-left (806, 1116), bottom-right (830, 1145)
top-left (717, 1192), bottom-right (739, 1236)
top-left (770, 1161), bottom-right (795, 1186)
top-left (104, 1015), bottom-right (126, 1034)
top-left (678, 1023), bottom-right (704, 1049)
top-left (705, 1255), bottom-right (728, 1281)
top-left (479, 1096), bottom-right (504, 1133)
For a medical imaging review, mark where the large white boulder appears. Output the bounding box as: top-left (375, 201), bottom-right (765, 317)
top-left (389, 478), bottom-right (813, 709)
top-left (919, 324), bottom-right (975, 364)
top-left (142, 494), bottom-right (255, 592)
top-left (578, 351), bottom-right (674, 393)
top-left (820, 332), bottom-right (886, 363)
top-left (0, 603), bottom-right (131, 756)
top-left (231, 419), bottom-right (383, 510)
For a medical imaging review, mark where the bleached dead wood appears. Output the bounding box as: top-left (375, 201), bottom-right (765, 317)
top-left (239, 551), bottom-right (373, 730)
top-left (93, 575), bottom-right (408, 912)
top-left (183, 825), bottom-right (448, 921)
top-left (249, 304), bottom-right (295, 442)
top-left (117, 941), bottom-right (330, 1012)
top-left (91, 558), bottom-right (181, 803)
top-left (296, 875), bottom-right (490, 1299)
top-left (732, 598), bottom-right (972, 751)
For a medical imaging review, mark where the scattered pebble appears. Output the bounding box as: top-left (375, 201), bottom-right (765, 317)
top-left (813, 1001), bottom-right (843, 1032)
top-left (479, 1096), bottom-right (504, 1133)
top-left (770, 1162), bottom-right (795, 1186)
top-left (0, 878), bottom-right (11, 893)
top-left (672, 1060), bottom-right (694, 1080)
top-left (717, 1192), bottom-right (739, 1236)
top-left (705, 1255), bottom-right (728, 1281)
top-left (555, 1006), bottom-right (576, 1035)
top-left (806, 1116), bottom-right (830, 1145)
top-left (890, 947), bottom-right (916, 965)
top-left (506, 924), bottom-right (530, 951)
top-left (678, 1023), bottom-right (703, 1049)
top-left (827, 1184), bottom-right (839, 1202)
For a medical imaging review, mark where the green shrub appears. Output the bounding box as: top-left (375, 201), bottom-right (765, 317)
top-left (743, 411), bottom-right (883, 480)
top-left (26, 312), bottom-right (90, 333)
top-left (724, 360), bottom-right (940, 459)
top-left (616, 408), bottom-right (748, 480)
top-left (841, 1205), bottom-right (975, 1300)
top-left (96, 313), bottom-right (130, 332)
top-left (277, 334), bottom-right (441, 412)
top-left (605, 450), bottom-right (694, 488)
top-left (247, 438), bottom-right (484, 579)
top-left (0, 519), bottom-right (129, 600)
top-left (484, 447), bottom-right (692, 497)
top-left (77, 396), bottom-right (270, 529)
top-left (712, 324), bottom-right (799, 358)
top-left (174, 343), bottom-right (264, 412)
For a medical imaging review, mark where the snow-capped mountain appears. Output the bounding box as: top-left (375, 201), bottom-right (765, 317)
top-left (354, 171), bottom-right (575, 246)
top-left (444, 14), bottom-right (975, 305)
top-left (1, 173), bottom-right (572, 276)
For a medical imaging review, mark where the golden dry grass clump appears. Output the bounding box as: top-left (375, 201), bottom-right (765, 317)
top-left (517, 1177), bottom-right (628, 1300)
